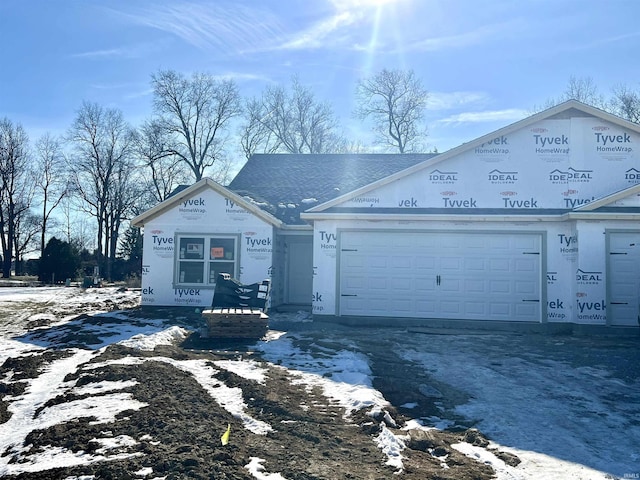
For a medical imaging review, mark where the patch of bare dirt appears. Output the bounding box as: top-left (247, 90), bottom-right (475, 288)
top-left (2, 338), bottom-right (503, 480)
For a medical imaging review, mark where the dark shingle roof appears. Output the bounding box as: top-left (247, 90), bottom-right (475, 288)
top-left (228, 153), bottom-right (438, 224)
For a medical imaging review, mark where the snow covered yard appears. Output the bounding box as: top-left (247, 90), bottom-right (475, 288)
top-left (0, 286), bottom-right (638, 479)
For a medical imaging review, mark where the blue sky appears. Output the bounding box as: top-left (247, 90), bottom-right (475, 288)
top-left (2, 0), bottom-right (640, 155)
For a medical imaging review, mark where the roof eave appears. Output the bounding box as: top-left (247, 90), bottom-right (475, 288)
top-left (301, 210), bottom-right (640, 222)
top-left (131, 178), bottom-right (284, 228)
top-left (574, 183), bottom-right (640, 211)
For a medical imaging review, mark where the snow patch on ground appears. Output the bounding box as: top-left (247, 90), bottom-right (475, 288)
top-left (375, 424), bottom-right (407, 472)
top-left (245, 457), bottom-right (288, 479)
top-left (0, 346), bottom-right (148, 476)
top-left (215, 359), bottom-right (269, 383)
top-left (118, 326), bottom-right (189, 350)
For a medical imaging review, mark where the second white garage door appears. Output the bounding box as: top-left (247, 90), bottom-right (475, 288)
top-left (608, 231), bottom-right (640, 326)
top-left (339, 231), bottom-right (542, 322)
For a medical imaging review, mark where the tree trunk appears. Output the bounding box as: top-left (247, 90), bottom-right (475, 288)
top-left (3, 202), bottom-right (15, 278)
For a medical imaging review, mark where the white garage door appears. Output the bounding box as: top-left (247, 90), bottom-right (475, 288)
top-left (608, 232), bottom-right (640, 326)
top-left (339, 231), bottom-right (542, 322)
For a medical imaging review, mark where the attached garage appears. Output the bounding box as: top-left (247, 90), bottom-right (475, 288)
top-left (607, 231), bottom-right (640, 326)
top-left (339, 231), bottom-right (542, 322)
top-left (303, 102), bottom-right (640, 329)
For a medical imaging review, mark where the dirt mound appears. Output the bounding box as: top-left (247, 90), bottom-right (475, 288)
top-left (2, 338), bottom-right (501, 479)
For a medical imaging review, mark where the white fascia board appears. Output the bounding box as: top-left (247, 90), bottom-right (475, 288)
top-left (132, 178), bottom-right (283, 228)
top-left (306, 100), bottom-right (640, 214)
top-left (567, 212), bottom-right (640, 220)
top-left (278, 224), bottom-right (313, 231)
top-left (301, 211), bottom-right (640, 222)
top-left (574, 183), bottom-right (640, 211)
top-left (300, 212), bottom-right (569, 222)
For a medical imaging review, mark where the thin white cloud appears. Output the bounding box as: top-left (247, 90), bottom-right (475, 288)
top-left (111, 3), bottom-right (285, 53)
top-left (403, 19), bottom-right (526, 53)
top-left (211, 72), bottom-right (274, 84)
top-left (278, 11), bottom-right (358, 50)
top-left (426, 91), bottom-right (489, 111)
top-left (71, 39), bottom-right (169, 60)
top-left (71, 48), bottom-right (126, 59)
top-left (437, 109), bottom-right (528, 125)
top-left (567, 30), bottom-right (640, 51)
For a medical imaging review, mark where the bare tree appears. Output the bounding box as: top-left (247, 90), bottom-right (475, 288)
top-left (609, 84), bottom-right (640, 123)
top-left (532, 75), bottom-right (606, 112)
top-left (13, 210), bottom-right (41, 275)
top-left (151, 70), bottom-right (242, 181)
top-left (67, 101), bottom-right (137, 280)
top-left (106, 156), bottom-right (142, 274)
top-left (135, 119), bottom-right (191, 204)
top-left (563, 75), bottom-right (605, 107)
top-left (0, 118), bottom-right (33, 277)
top-left (239, 77), bottom-right (346, 158)
top-left (34, 133), bottom-right (68, 258)
top-left (355, 69), bottom-right (429, 153)
top-left (239, 97), bottom-right (283, 159)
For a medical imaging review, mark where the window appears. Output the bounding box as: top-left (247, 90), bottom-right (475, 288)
top-left (176, 235), bottom-right (238, 287)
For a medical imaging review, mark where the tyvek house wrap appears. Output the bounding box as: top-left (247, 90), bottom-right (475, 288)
top-left (308, 112), bottom-right (640, 326)
top-left (140, 187), bottom-right (275, 308)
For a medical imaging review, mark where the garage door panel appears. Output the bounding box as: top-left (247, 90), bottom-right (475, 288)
top-left (343, 276), bottom-right (366, 290)
top-left (489, 303), bottom-right (510, 317)
top-left (516, 303), bottom-right (539, 318)
top-left (392, 256), bottom-right (413, 269)
top-left (516, 280), bottom-right (538, 295)
top-left (608, 232), bottom-right (640, 326)
top-left (368, 257), bottom-right (389, 269)
top-left (367, 276), bottom-right (389, 291)
top-left (440, 257), bottom-right (461, 270)
top-left (490, 280), bottom-right (511, 294)
top-left (390, 277), bottom-right (413, 290)
top-left (466, 302), bottom-right (486, 315)
top-left (465, 279), bottom-right (486, 293)
top-left (515, 258), bottom-right (537, 272)
top-left (415, 256), bottom-right (438, 270)
top-left (340, 231), bottom-right (541, 322)
top-left (464, 257), bottom-right (486, 271)
top-left (440, 278), bottom-right (462, 292)
top-left (488, 258), bottom-right (510, 272)
top-left (415, 277), bottom-right (436, 292)
top-left (441, 301), bottom-right (463, 314)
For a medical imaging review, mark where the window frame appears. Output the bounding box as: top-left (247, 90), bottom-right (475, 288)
top-left (174, 233), bottom-right (240, 289)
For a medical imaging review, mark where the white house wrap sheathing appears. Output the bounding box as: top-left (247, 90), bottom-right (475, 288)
top-left (307, 110), bottom-right (640, 326)
top-left (139, 186), bottom-right (275, 308)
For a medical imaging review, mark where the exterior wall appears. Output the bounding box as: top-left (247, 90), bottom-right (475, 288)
top-left (141, 188), bottom-right (274, 307)
top-left (312, 218), bottom-right (639, 325)
top-left (344, 117), bottom-right (639, 211)
top-left (312, 115), bottom-right (640, 325)
top-left (271, 234), bottom-right (286, 307)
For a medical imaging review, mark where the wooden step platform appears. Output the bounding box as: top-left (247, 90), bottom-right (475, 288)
top-left (202, 308), bottom-right (269, 338)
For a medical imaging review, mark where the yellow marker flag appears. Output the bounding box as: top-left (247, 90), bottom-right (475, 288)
top-left (221, 424), bottom-right (231, 446)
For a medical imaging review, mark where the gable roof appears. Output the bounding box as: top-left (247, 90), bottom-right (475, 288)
top-left (131, 178), bottom-right (283, 228)
top-left (574, 183), bottom-right (640, 212)
top-left (228, 153), bottom-right (438, 224)
top-left (303, 100), bottom-right (640, 216)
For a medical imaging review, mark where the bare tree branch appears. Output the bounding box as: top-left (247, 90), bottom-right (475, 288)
top-left (355, 69), bottom-right (429, 153)
top-left (151, 70), bottom-right (241, 181)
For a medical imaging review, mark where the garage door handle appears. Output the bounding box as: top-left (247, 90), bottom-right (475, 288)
top-left (522, 299), bottom-right (540, 302)
top-left (523, 252), bottom-right (540, 255)
top-left (341, 294), bottom-right (358, 297)
top-left (611, 302), bottom-right (628, 305)
top-left (609, 252), bottom-right (627, 255)
top-left (436, 275), bottom-right (441, 286)
top-left (341, 248), bottom-right (358, 252)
